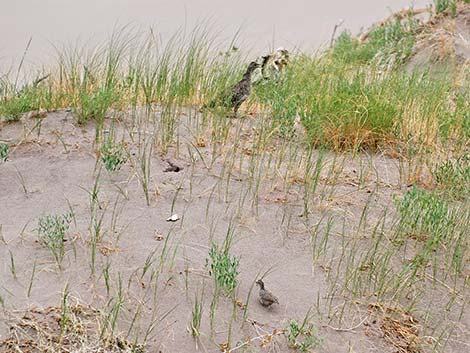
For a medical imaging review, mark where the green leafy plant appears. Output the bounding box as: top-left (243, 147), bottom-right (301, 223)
top-left (206, 243), bottom-right (240, 296)
top-left (285, 310), bottom-right (323, 351)
top-left (37, 211), bottom-right (73, 265)
top-left (100, 137), bottom-right (127, 171)
top-left (0, 143), bottom-right (9, 162)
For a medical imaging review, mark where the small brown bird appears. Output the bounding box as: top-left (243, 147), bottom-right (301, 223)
top-left (202, 61), bottom-right (260, 116)
top-left (256, 279), bottom-right (279, 307)
top-left (230, 61), bottom-right (260, 115)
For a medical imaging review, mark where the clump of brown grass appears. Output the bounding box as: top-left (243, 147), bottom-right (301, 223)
top-left (0, 299), bottom-right (144, 353)
top-left (368, 303), bottom-right (423, 353)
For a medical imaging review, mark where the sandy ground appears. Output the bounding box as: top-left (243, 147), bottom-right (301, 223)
top-left (0, 109), bottom-right (468, 352)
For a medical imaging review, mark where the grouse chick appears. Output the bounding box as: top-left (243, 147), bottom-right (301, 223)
top-left (256, 279), bottom-right (279, 308)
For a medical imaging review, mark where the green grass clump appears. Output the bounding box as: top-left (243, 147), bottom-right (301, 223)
top-left (0, 88), bottom-right (40, 122)
top-left (0, 143), bottom-right (9, 161)
top-left (434, 0), bottom-right (457, 14)
top-left (332, 17), bottom-right (417, 66)
top-left (74, 88), bottom-right (117, 125)
top-left (395, 186), bottom-right (454, 242)
top-left (433, 154), bottom-right (470, 200)
top-left (206, 243), bottom-right (239, 296)
top-left (100, 137), bottom-right (127, 172)
top-left (254, 57), bottom-right (459, 151)
top-left (252, 11), bottom-right (466, 152)
top-left (26, 26), bottom-right (241, 122)
top-left (285, 311), bottom-right (323, 352)
top-left (37, 211), bottom-right (73, 265)
top-left (393, 186), bottom-right (467, 280)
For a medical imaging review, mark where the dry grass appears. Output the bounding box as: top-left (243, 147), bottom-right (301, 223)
top-left (0, 299), bottom-right (144, 353)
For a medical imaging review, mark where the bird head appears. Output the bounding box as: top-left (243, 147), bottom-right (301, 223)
top-left (255, 279), bottom-right (265, 289)
top-left (245, 61), bottom-right (260, 74)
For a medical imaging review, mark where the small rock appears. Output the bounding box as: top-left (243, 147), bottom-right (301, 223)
top-left (166, 214), bottom-right (180, 222)
top-left (164, 160), bottom-right (183, 173)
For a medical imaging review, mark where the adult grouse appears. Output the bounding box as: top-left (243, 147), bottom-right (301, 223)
top-left (230, 61), bottom-right (259, 115)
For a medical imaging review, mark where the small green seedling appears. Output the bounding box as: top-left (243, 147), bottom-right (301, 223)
top-left (100, 138), bottom-right (127, 172)
top-left (285, 310), bottom-right (323, 352)
top-left (37, 211), bottom-right (73, 265)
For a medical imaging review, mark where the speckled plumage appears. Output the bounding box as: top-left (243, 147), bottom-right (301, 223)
top-left (230, 61), bottom-right (259, 114)
top-left (256, 279), bottom-right (279, 307)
